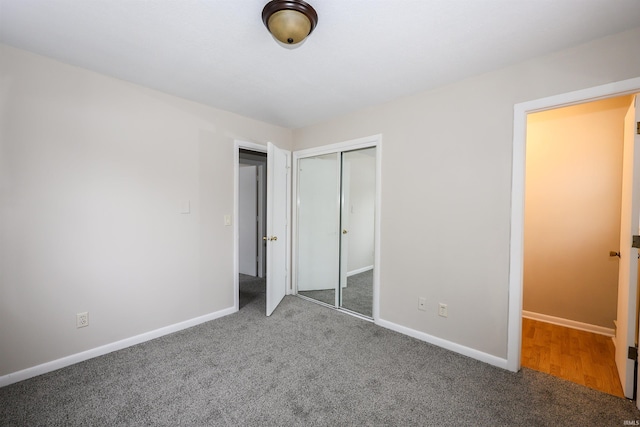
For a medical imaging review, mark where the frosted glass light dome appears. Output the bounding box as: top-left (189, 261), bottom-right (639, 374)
top-left (262, 0), bottom-right (318, 46)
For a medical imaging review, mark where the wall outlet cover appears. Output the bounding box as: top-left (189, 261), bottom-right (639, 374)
top-left (76, 312), bottom-right (89, 328)
top-left (438, 303), bottom-right (448, 318)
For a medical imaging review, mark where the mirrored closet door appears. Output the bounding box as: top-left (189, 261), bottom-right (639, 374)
top-left (296, 146), bottom-right (376, 318)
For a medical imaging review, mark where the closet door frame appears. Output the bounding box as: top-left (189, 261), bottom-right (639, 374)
top-left (292, 134), bottom-right (382, 321)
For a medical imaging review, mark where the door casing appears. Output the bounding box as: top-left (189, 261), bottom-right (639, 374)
top-left (508, 77), bottom-right (640, 374)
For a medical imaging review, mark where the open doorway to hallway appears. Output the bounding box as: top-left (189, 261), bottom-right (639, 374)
top-left (238, 149), bottom-right (267, 310)
top-left (521, 95), bottom-right (634, 397)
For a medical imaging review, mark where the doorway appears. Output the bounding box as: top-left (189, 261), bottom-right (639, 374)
top-left (508, 77), bottom-right (640, 402)
top-left (238, 149), bottom-right (267, 309)
top-left (293, 135), bottom-right (381, 320)
top-left (521, 95), bottom-right (631, 397)
top-left (234, 141), bottom-right (291, 316)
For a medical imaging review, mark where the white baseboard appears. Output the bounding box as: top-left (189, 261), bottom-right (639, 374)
top-left (347, 265), bottom-right (374, 277)
top-left (522, 310), bottom-right (615, 337)
top-left (0, 306), bottom-right (237, 388)
top-left (376, 318), bottom-right (508, 370)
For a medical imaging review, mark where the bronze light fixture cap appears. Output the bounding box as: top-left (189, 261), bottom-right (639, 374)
top-left (262, 0), bottom-right (318, 45)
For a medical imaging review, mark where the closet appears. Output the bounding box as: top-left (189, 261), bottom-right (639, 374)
top-left (294, 140), bottom-right (378, 319)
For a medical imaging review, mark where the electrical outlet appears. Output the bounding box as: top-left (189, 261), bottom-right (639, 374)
top-left (418, 297), bottom-right (427, 311)
top-left (76, 312), bottom-right (89, 328)
top-left (438, 303), bottom-right (448, 318)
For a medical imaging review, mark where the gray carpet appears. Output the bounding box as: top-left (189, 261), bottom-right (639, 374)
top-left (239, 274), bottom-right (266, 309)
top-left (299, 270), bottom-right (373, 317)
top-left (1, 285), bottom-right (639, 426)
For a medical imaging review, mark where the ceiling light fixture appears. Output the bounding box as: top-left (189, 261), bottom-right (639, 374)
top-left (262, 0), bottom-right (318, 46)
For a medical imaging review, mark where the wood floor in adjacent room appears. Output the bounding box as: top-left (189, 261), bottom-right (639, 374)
top-left (521, 317), bottom-right (624, 398)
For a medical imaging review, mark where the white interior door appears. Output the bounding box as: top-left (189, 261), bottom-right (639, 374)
top-left (266, 142), bottom-right (289, 316)
top-left (615, 95), bottom-right (640, 400)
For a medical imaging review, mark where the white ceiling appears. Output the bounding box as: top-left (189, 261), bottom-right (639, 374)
top-left (1, 0), bottom-right (639, 129)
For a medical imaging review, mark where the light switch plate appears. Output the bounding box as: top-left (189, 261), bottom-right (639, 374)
top-left (180, 201), bottom-right (190, 214)
top-left (224, 215), bottom-right (232, 226)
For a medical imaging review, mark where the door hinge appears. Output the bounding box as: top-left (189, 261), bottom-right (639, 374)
top-left (629, 346), bottom-right (638, 361)
top-left (637, 121), bottom-right (640, 135)
top-left (633, 236), bottom-right (640, 248)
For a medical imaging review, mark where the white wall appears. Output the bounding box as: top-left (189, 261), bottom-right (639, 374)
top-left (0, 44), bottom-right (292, 377)
top-left (293, 27), bottom-right (640, 359)
top-left (238, 164), bottom-right (257, 276)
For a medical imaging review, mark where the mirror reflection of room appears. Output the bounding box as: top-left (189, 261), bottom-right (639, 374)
top-left (297, 147), bottom-right (376, 318)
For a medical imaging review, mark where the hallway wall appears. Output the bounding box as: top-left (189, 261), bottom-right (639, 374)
top-left (524, 96), bottom-right (632, 329)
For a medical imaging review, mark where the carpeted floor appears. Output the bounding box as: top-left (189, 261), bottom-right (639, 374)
top-left (1, 280), bottom-right (639, 426)
top-left (239, 273), bottom-right (267, 309)
top-left (299, 269), bottom-right (373, 317)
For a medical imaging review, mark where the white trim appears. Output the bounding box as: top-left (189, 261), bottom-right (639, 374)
top-left (507, 77), bottom-right (640, 373)
top-left (257, 164), bottom-right (266, 278)
top-left (335, 151), bottom-right (342, 306)
top-left (234, 140), bottom-right (268, 312)
top-left (522, 310), bottom-right (615, 337)
top-left (292, 134), bottom-right (382, 321)
top-left (290, 151), bottom-right (299, 299)
top-left (285, 149), bottom-right (293, 295)
top-left (0, 306), bottom-right (236, 388)
top-left (373, 137), bottom-right (382, 321)
top-left (376, 318), bottom-right (508, 370)
top-left (347, 265), bottom-right (374, 277)
top-left (294, 134), bottom-right (381, 159)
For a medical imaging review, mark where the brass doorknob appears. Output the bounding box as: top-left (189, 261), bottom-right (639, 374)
top-left (272, 236), bottom-right (278, 241)
top-left (610, 251), bottom-right (621, 258)
top-left (342, 229), bottom-right (348, 234)
top-left (263, 236), bottom-right (267, 241)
